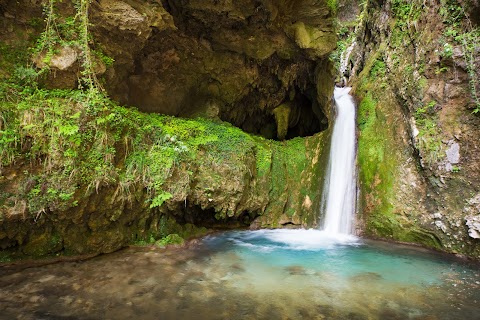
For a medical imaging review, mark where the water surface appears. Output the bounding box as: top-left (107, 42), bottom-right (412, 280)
top-left (1, 230), bottom-right (479, 320)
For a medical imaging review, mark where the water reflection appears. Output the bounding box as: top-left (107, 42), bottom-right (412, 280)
top-left (0, 230), bottom-right (479, 319)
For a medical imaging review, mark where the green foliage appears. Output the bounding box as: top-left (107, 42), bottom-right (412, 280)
top-left (414, 101), bottom-right (443, 164)
top-left (439, 0), bottom-right (465, 25)
top-left (439, 0), bottom-right (480, 112)
top-left (326, 0), bottom-right (338, 13)
top-left (435, 66), bottom-right (449, 74)
top-left (0, 0), bottom-right (319, 236)
top-left (415, 100), bottom-right (436, 118)
top-left (26, 175), bottom-right (78, 217)
top-left (150, 192), bottom-right (172, 208)
top-left (369, 60), bottom-right (386, 78)
top-left (93, 49), bottom-right (115, 67)
top-left (391, 0), bottom-right (421, 26)
top-left (389, 0), bottom-right (422, 49)
top-left (254, 139), bottom-right (272, 178)
top-left (330, 21), bottom-right (356, 73)
top-left (438, 40), bottom-right (454, 58)
top-left (0, 251), bottom-right (13, 263)
top-left (0, 105), bottom-right (20, 166)
top-left (155, 234), bottom-right (184, 247)
top-left (32, 0), bottom-right (110, 94)
top-left (357, 93), bottom-right (387, 189)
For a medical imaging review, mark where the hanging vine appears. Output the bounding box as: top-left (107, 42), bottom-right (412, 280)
top-left (35, 0), bottom-right (106, 98)
top-left (439, 0), bottom-right (480, 113)
top-left (74, 0), bottom-right (104, 96)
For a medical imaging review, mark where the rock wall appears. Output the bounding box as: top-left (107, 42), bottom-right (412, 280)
top-left (96, 0), bottom-right (336, 140)
top-left (1, 0), bottom-right (336, 140)
top-left (347, 0), bottom-right (480, 258)
top-left (0, 122), bottom-right (329, 258)
top-left (0, 0), bottom-right (337, 259)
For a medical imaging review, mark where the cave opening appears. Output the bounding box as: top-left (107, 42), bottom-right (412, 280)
top-left (122, 31), bottom-right (331, 142)
top-left (222, 85), bottom-right (329, 141)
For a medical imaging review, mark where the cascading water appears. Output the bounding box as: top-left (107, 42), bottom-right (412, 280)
top-left (339, 41), bottom-right (356, 85)
top-left (321, 86), bottom-right (357, 234)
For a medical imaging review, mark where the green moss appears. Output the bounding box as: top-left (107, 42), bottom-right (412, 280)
top-left (0, 251), bottom-right (13, 263)
top-left (0, 19), bottom-right (328, 256)
top-left (155, 234), bottom-right (184, 247)
top-left (367, 210), bottom-right (442, 248)
top-left (370, 60), bottom-right (386, 78)
top-left (23, 232), bottom-right (63, 256)
top-left (355, 46), bottom-right (444, 251)
top-left (326, 0), bottom-right (338, 13)
top-left (357, 93), bottom-right (389, 192)
top-left (260, 137), bottom-right (310, 225)
top-left (356, 53), bottom-right (404, 240)
top-left (254, 139), bottom-right (273, 178)
top-left (132, 214), bottom-right (208, 247)
top-left (414, 101), bottom-right (444, 164)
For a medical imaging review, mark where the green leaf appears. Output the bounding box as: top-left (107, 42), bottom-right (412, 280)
top-left (149, 192), bottom-right (173, 208)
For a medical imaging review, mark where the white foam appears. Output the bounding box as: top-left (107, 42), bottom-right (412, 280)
top-left (230, 238), bottom-right (278, 253)
top-left (333, 86), bottom-right (352, 99)
top-left (231, 229), bottom-right (360, 252)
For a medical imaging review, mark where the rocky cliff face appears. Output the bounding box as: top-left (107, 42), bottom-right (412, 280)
top-left (2, 0), bottom-right (336, 140)
top-left (0, 0), bottom-right (336, 259)
top-left (97, 0), bottom-right (335, 138)
top-left (345, 0), bottom-right (480, 258)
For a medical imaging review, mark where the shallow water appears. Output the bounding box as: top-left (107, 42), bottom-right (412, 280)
top-left (1, 230), bottom-right (479, 320)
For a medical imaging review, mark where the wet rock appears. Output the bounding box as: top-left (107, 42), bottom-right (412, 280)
top-left (425, 80), bottom-right (445, 102)
top-left (350, 272), bottom-right (383, 282)
top-left (285, 265), bottom-right (307, 275)
top-left (351, 0), bottom-right (480, 259)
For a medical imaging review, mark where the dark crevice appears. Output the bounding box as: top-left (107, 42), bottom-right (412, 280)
top-left (170, 205), bottom-right (259, 229)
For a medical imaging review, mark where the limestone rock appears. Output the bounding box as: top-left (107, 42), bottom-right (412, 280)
top-left (100, 0), bottom-right (146, 33)
top-left (466, 215), bottom-right (480, 239)
top-left (444, 140), bottom-right (460, 172)
top-left (34, 46), bottom-right (78, 71)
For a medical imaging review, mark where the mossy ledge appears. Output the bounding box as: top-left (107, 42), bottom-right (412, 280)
top-left (0, 0), bottom-right (338, 261)
top-left (0, 88), bottom-right (329, 261)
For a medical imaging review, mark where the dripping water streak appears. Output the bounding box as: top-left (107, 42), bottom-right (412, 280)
top-left (322, 87), bottom-right (357, 234)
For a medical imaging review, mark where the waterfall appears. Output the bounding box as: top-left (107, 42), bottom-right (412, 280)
top-left (339, 41), bottom-right (356, 84)
top-left (321, 86), bottom-right (357, 234)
